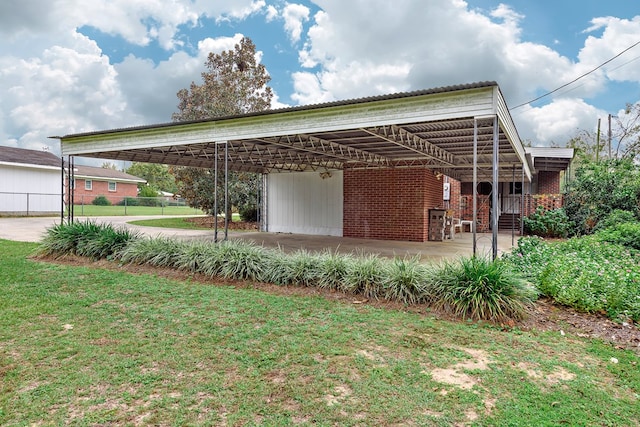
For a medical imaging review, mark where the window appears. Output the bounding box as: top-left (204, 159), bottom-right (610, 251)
top-left (85, 180), bottom-right (92, 190)
top-left (509, 182), bottom-right (523, 195)
top-left (70, 179), bottom-right (76, 189)
top-left (108, 181), bottom-right (117, 192)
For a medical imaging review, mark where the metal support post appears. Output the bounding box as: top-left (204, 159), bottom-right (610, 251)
top-left (472, 118), bottom-right (478, 256)
top-left (492, 116), bottom-right (499, 260)
top-left (214, 143), bottom-right (219, 243)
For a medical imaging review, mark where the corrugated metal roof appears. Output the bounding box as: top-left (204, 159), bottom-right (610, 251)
top-left (0, 146), bottom-right (61, 168)
top-left (525, 147), bottom-right (574, 159)
top-left (56, 81), bottom-right (499, 139)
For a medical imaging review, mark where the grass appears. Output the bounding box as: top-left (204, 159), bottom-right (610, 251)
top-left (127, 216), bottom-right (209, 229)
top-left (128, 214), bottom-right (241, 229)
top-left (1, 239), bottom-right (639, 425)
top-left (71, 204), bottom-right (204, 217)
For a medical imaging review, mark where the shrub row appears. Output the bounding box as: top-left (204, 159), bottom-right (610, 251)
top-left (37, 221), bottom-right (535, 323)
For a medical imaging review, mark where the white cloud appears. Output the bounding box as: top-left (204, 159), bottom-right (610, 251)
top-left (283, 3), bottom-right (310, 43)
top-left (0, 31), bottom-right (129, 154)
top-left (581, 16), bottom-right (640, 83)
top-left (292, 0), bottom-right (639, 145)
top-left (515, 98), bottom-right (605, 145)
top-left (1, 0), bottom-right (639, 156)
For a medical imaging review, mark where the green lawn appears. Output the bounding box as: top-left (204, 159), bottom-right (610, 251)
top-left (1, 239), bottom-right (638, 426)
top-left (71, 204), bottom-right (204, 217)
top-left (128, 214), bottom-right (241, 229)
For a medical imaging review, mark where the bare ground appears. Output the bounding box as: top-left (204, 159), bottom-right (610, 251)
top-left (34, 254), bottom-right (640, 353)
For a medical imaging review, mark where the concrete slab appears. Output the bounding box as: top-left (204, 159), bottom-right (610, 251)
top-left (0, 216), bottom-right (518, 262)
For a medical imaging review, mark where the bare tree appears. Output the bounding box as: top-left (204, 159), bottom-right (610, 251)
top-left (614, 103), bottom-right (640, 158)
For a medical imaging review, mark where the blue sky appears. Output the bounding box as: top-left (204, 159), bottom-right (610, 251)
top-left (1, 0), bottom-right (639, 160)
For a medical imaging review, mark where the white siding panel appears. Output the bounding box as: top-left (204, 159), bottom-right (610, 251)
top-left (267, 171), bottom-right (343, 236)
top-left (0, 165), bottom-right (61, 213)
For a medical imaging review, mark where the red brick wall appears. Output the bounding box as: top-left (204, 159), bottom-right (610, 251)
top-left (537, 171), bottom-right (560, 194)
top-left (523, 194), bottom-right (564, 217)
top-left (459, 195), bottom-right (492, 232)
top-left (343, 168), bottom-right (444, 241)
top-left (73, 179), bottom-right (139, 205)
top-left (447, 178), bottom-right (461, 213)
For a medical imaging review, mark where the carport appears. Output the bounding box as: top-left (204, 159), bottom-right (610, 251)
top-left (53, 81), bottom-right (531, 258)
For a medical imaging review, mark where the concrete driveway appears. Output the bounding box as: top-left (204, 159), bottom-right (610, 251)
top-left (0, 216), bottom-right (517, 261)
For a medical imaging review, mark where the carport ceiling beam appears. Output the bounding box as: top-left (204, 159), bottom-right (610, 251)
top-left (257, 134), bottom-right (391, 168)
top-left (363, 125), bottom-right (455, 166)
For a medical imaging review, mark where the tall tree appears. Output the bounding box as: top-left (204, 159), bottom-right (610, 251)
top-left (171, 37), bottom-right (271, 219)
top-left (126, 162), bottom-right (177, 193)
top-left (172, 37), bottom-right (272, 121)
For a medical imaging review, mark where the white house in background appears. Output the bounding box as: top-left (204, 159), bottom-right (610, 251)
top-left (0, 146), bottom-right (62, 215)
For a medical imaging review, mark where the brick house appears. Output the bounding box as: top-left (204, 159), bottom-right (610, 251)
top-left (71, 165), bottom-right (146, 205)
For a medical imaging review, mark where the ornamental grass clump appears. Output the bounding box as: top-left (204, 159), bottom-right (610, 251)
top-left (218, 240), bottom-right (270, 281)
top-left (383, 257), bottom-right (430, 304)
top-left (39, 220), bottom-right (138, 260)
top-left (118, 237), bottom-right (188, 268)
top-left (427, 256), bottom-right (535, 322)
top-left (343, 254), bottom-right (385, 298)
top-left (263, 249), bottom-right (320, 286)
top-left (316, 250), bottom-right (353, 290)
top-left (174, 241), bottom-right (219, 273)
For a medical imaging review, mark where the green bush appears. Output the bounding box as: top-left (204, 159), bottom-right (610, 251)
top-left (118, 237), bottom-right (187, 267)
top-left (593, 222), bottom-right (640, 251)
top-left (117, 197), bottom-right (139, 206)
top-left (537, 237), bottom-right (640, 321)
top-left (592, 209), bottom-right (637, 232)
top-left (316, 251), bottom-right (353, 290)
top-left (504, 235), bottom-right (640, 322)
top-left (427, 256), bottom-right (535, 322)
top-left (239, 206), bottom-right (259, 222)
top-left (563, 158), bottom-right (640, 235)
top-left (523, 206), bottom-right (571, 238)
top-left (92, 195), bottom-right (111, 206)
top-left (343, 254), bottom-right (385, 298)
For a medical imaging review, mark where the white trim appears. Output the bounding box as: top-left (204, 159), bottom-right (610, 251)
top-left (0, 160), bottom-right (60, 171)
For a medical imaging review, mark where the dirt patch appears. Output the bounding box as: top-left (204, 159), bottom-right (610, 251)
top-left (517, 362), bottom-right (576, 386)
top-left (323, 384), bottom-right (353, 406)
top-left (428, 348), bottom-right (493, 390)
top-left (33, 254), bottom-right (640, 353)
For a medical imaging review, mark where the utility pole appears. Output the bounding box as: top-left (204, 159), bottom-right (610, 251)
top-left (608, 113), bottom-right (612, 158)
top-left (596, 118), bottom-right (601, 162)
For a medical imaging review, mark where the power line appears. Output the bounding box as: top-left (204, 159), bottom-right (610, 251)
top-left (511, 39), bottom-right (640, 110)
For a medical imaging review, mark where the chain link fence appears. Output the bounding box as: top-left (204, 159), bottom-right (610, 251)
top-left (1, 192), bottom-right (203, 216)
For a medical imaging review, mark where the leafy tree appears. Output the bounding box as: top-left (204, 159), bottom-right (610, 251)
top-left (172, 37), bottom-right (272, 120)
top-left (170, 168), bottom-right (260, 217)
top-left (171, 36), bottom-right (272, 218)
top-left (565, 131), bottom-right (606, 164)
top-left (126, 162), bottom-right (177, 194)
top-left (563, 158), bottom-right (640, 235)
